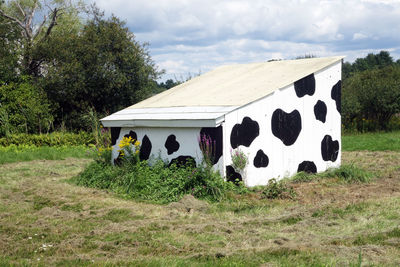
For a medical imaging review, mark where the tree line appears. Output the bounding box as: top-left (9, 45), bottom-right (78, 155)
top-left (0, 0), bottom-right (164, 135)
top-left (342, 51), bottom-right (400, 131)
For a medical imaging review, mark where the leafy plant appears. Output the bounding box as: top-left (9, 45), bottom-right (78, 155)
top-left (198, 133), bottom-right (216, 167)
top-left (261, 178), bottom-right (296, 199)
top-left (231, 148), bottom-right (248, 172)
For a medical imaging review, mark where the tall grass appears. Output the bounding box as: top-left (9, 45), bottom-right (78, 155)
top-left (0, 145), bottom-right (91, 164)
top-left (342, 131), bottom-right (400, 151)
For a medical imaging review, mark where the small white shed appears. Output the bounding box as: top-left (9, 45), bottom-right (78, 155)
top-left (101, 56), bottom-right (343, 186)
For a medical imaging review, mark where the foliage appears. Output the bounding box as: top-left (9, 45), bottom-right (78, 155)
top-left (198, 133), bottom-right (216, 167)
top-left (0, 77), bottom-right (53, 135)
top-left (158, 79), bottom-right (181, 90)
top-left (342, 51), bottom-right (395, 79)
top-left (320, 164), bottom-right (373, 183)
top-left (76, 157), bottom-right (246, 204)
top-left (42, 11), bottom-right (162, 129)
top-left (116, 136), bottom-right (140, 165)
top-left (231, 148), bottom-right (248, 172)
top-left (0, 0), bottom-right (83, 77)
top-left (0, 144), bottom-right (90, 164)
top-left (342, 65), bottom-right (400, 131)
top-left (261, 178), bottom-right (296, 199)
top-left (291, 164), bottom-right (373, 184)
top-left (0, 131), bottom-right (95, 146)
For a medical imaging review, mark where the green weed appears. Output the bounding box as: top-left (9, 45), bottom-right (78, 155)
top-left (75, 159), bottom-right (247, 204)
top-left (261, 178), bottom-right (296, 199)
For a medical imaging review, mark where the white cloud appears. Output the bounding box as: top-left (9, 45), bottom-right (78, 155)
top-left (91, 0), bottom-right (400, 81)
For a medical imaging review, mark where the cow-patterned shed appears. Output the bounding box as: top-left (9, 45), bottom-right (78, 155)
top-left (101, 56), bottom-right (343, 186)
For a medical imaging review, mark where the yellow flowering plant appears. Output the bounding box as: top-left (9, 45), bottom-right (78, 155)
top-left (117, 136), bottom-right (141, 165)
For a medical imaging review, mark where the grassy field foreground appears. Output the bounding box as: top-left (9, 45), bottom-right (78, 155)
top-left (0, 150), bottom-right (399, 266)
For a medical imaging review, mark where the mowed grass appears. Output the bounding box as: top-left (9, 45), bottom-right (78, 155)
top-left (0, 151), bottom-right (400, 266)
top-left (0, 132), bottom-right (399, 265)
top-left (342, 130), bottom-right (400, 151)
top-left (0, 145), bottom-right (91, 165)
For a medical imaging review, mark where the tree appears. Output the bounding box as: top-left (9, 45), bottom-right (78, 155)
top-left (42, 11), bottom-right (162, 129)
top-left (342, 51), bottom-right (394, 80)
top-left (0, 0), bottom-right (82, 76)
top-left (0, 76), bottom-right (53, 134)
top-left (342, 65), bottom-right (400, 130)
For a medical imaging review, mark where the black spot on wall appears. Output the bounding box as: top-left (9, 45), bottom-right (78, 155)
top-left (253, 149), bottom-right (269, 168)
top-left (271, 109), bottom-right (302, 146)
top-left (226, 165), bottom-right (242, 184)
top-left (124, 130), bottom-right (138, 141)
top-left (331, 80), bottom-right (341, 113)
top-left (165, 135), bottom-right (180, 155)
top-left (294, 73), bottom-right (315, 97)
top-left (230, 117), bottom-right (259, 149)
top-left (321, 135), bottom-right (339, 162)
top-left (169, 155), bottom-right (196, 168)
top-left (139, 135), bottom-right (152, 161)
top-left (314, 100), bottom-right (327, 123)
top-left (200, 126), bottom-right (223, 164)
top-left (297, 161), bottom-right (317, 173)
top-left (111, 127), bottom-right (121, 146)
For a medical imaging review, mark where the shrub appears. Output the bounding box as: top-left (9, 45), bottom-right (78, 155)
top-left (75, 158), bottom-right (247, 204)
top-left (231, 148), bottom-right (248, 172)
top-left (0, 132), bottom-right (95, 146)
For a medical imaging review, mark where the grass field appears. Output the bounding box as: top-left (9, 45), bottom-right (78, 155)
top-left (0, 145), bottom-right (91, 165)
top-left (342, 130), bottom-right (400, 151)
top-left (1, 139), bottom-right (400, 265)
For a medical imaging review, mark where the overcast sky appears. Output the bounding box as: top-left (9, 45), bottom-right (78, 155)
top-left (93, 0), bottom-right (400, 81)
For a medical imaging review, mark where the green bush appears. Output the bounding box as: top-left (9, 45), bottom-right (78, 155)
top-left (342, 65), bottom-right (400, 131)
top-left (0, 132), bottom-right (95, 146)
top-left (75, 159), bottom-right (247, 204)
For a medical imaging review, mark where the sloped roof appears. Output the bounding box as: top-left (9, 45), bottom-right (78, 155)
top-left (101, 56), bottom-right (343, 127)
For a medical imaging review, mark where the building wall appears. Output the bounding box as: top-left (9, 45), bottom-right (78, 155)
top-left (223, 62), bottom-right (342, 186)
top-left (110, 126), bottom-right (224, 173)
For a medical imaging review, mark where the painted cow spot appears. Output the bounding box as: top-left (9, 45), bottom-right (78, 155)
top-left (226, 165), bottom-right (242, 184)
top-left (253, 149), bottom-right (269, 168)
top-left (294, 73), bottom-right (315, 97)
top-left (331, 80), bottom-right (341, 113)
top-left (165, 134), bottom-right (180, 155)
top-left (271, 109), bottom-right (302, 146)
top-left (297, 161), bottom-right (317, 173)
top-left (321, 135), bottom-right (339, 162)
top-left (169, 155), bottom-right (196, 168)
top-left (314, 100), bottom-right (327, 123)
top-left (200, 126), bottom-right (223, 164)
top-left (230, 117), bottom-right (259, 149)
top-left (111, 127), bottom-right (121, 146)
top-left (139, 135), bottom-right (152, 161)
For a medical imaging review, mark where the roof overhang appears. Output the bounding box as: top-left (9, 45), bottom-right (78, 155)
top-left (100, 106), bottom-right (238, 128)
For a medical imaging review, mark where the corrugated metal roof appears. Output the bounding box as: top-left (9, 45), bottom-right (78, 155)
top-left (101, 56), bottom-right (343, 127)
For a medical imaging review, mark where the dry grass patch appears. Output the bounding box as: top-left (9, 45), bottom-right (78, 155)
top-left (0, 152), bottom-right (399, 266)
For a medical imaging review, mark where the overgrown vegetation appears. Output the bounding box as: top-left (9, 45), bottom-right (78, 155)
top-left (292, 164), bottom-right (373, 184)
top-left (0, 131), bottom-right (95, 146)
top-left (75, 159), bottom-right (247, 203)
top-left (0, 145), bottom-right (90, 164)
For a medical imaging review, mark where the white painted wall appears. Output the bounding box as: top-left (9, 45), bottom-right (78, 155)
top-left (223, 62), bottom-right (342, 186)
top-left (111, 127), bottom-right (224, 173)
